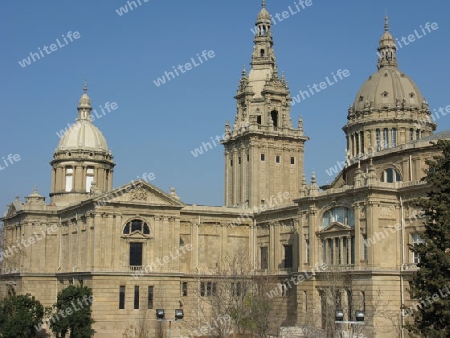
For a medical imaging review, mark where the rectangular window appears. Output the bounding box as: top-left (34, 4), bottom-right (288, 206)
top-left (412, 233), bottom-right (425, 263)
top-left (230, 159), bottom-right (233, 167)
top-left (119, 285), bottom-right (125, 309)
top-left (284, 245), bottom-right (293, 268)
top-left (257, 116), bottom-right (262, 124)
top-left (247, 154), bottom-right (249, 161)
top-left (200, 282), bottom-right (205, 296)
top-left (238, 157), bottom-right (241, 164)
top-left (260, 247), bottom-right (268, 270)
top-left (351, 235), bottom-right (355, 264)
top-left (363, 235), bottom-right (368, 261)
top-left (336, 238), bottom-right (341, 264)
top-left (391, 128), bottom-right (397, 147)
top-left (305, 239), bottom-right (310, 264)
top-left (134, 286), bottom-right (140, 309)
top-left (200, 282), bottom-right (217, 296)
top-left (329, 239), bottom-right (334, 264)
top-left (181, 282), bottom-right (187, 297)
top-left (290, 157), bottom-right (295, 165)
top-left (86, 167), bottom-right (95, 192)
top-left (355, 133), bottom-right (360, 154)
top-left (360, 131), bottom-right (365, 154)
top-left (343, 237), bottom-right (348, 265)
top-left (322, 240), bottom-right (327, 264)
top-left (207, 282), bottom-right (212, 296)
top-left (376, 129), bottom-right (381, 150)
top-left (148, 286), bottom-right (154, 309)
top-left (410, 128), bottom-right (414, 141)
top-left (276, 155), bottom-right (280, 163)
top-left (129, 242), bottom-right (143, 266)
top-left (383, 128), bottom-right (389, 149)
top-left (261, 153), bottom-right (265, 161)
top-left (416, 129), bottom-right (420, 140)
top-left (232, 282), bottom-right (242, 297)
top-left (65, 167), bottom-right (73, 192)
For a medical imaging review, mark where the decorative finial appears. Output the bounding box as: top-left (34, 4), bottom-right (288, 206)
top-left (242, 65), bottom-right (247, 76)
top-left (384, 15), bottom-right (389, 32)
top-left (33, 186), bottom-right (38, 193)
top-left (262, 0), bottom-right (266, 8)
top-left (311, 172), bottom-right (317, 185)
top-left (83, 78), bottom-right (88, 93)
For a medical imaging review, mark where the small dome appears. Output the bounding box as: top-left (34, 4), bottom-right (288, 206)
top-left (256, 1), bottom-right (270, 22)
top-left (257, 7), bottom-right (271, 22)
top-left (78, 93), bottom-right (91, 109)
top-left (57, 120), bottom-right (109, 152)
top-left (351, 67), bottom-right (425, 113)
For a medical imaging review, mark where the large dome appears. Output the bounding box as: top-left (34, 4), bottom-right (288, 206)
top-left (57, 120), bottom-right (109, 152)
top-left (351, 67), bottom-right (426, 113)
top-left (343, 17), bottom-right (435, 160)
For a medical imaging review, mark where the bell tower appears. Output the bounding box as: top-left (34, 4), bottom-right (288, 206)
top-left (222, 1), bottom-right (309, 208)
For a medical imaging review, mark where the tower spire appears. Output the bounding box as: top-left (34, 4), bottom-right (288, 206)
top-left (77, 79), bottom-right (92, 121)
top-left (377, 15), bottom-right (397, 69)
top-left (262, 0), bottom-right (266, 8)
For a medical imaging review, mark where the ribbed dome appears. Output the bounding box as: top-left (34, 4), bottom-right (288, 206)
top-left (56, 83), bottom-right (109, 152)
top-left (57, 120), bottom-right (109, 151)
top-left (351, 67), bottom-right (426, 113)
top-left (349, 16), bottom-right (428, 115)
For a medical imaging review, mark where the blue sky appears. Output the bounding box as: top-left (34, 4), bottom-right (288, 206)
top-left (1, 0), bottom-right (449, 210)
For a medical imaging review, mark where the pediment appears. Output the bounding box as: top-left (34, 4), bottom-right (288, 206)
top-left (121, 231), bottom-right (151, 240)
top-left (4, 199), bottom-right (23, 218)
top-left (93, 181), bottom-right (185, 208)
top-left (320, 222), bottom-right (352, 233)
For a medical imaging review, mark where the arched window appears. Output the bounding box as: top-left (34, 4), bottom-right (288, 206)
top-left (322, 207), bottom-right (355, 228)
top-left (380, 168), bottom-right (401, 183)
top-left (123, 219), bottom-right (150, 235)
top-left (260, 49), bottom-right (265, 57)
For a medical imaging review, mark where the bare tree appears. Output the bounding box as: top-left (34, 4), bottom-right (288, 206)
top-left (122, 308), bottom-right (149, 338)
top-left (188, 251), bottom-right (295, 338)
top-left (310, 267), bottom-right (397, 338)
top-left (241, 274), bottom-right (289, 338)
top-left (192, 252), bottom-right (250, 337)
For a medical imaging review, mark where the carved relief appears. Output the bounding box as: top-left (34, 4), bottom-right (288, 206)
top-left (131, 188), bottom-right (148, 201)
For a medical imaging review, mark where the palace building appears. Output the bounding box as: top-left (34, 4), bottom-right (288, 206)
top-left (1, 2), bottom-right (445, 337)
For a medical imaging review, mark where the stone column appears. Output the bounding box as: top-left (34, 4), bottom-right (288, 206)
top-left (86, 214), bottom-right (94, 270)
top-left (104, 214), bottom-right (114, 269)
top-left (269, 222), bottom-right (275, 271)
top-left (56, 167), bottom-right (64, 192)
top-left (93, 213), bottom-right (102, 270)
top-left (73, 166), bottom-right (81, 192)
top-left (112, 213), bottom-right (121, 270)
top-left (232, 149), bottom-right (238, 206)
top-left (354, 203), bottom-right (361, 267)
top-left (191, 222), bottom-right (198, 273)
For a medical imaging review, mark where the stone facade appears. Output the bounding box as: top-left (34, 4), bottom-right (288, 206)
top-left (0, 3), bottom-right (446, 338)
